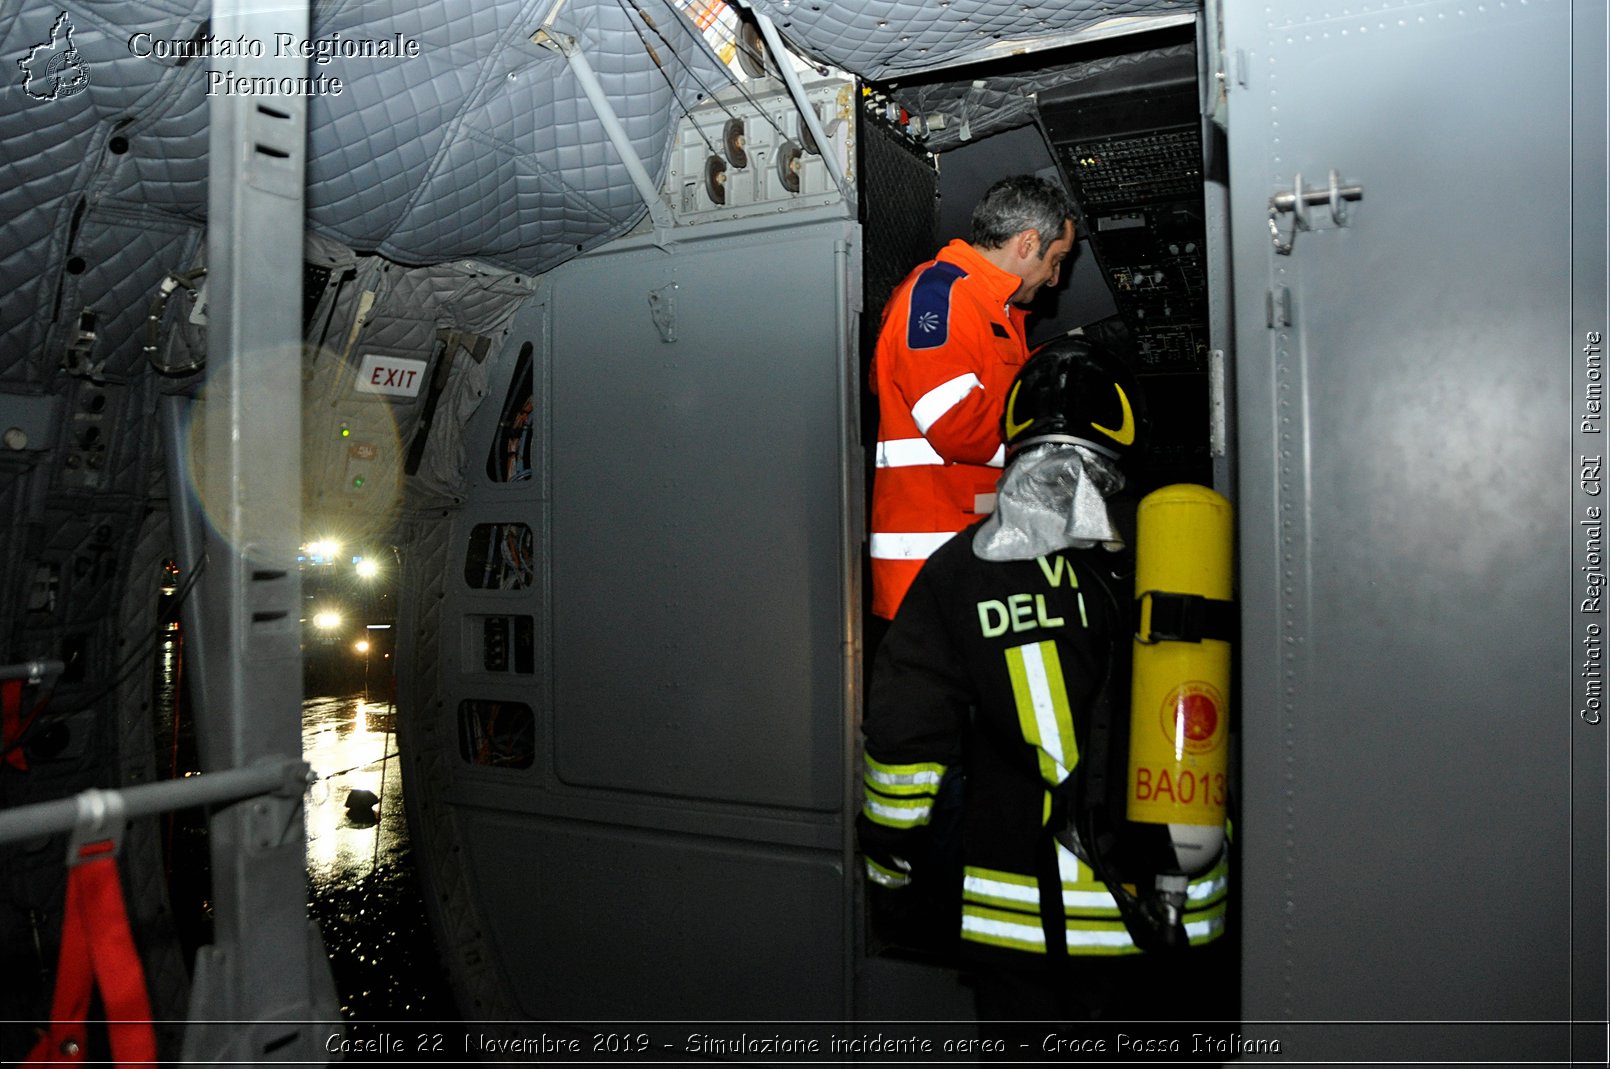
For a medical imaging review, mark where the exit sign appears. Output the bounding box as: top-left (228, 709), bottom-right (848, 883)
top-left (355, 352), bottom-right (429, 398)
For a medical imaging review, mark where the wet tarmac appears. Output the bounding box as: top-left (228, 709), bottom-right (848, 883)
top-left (152, 618), bottom-right (461, 1059)
top-left (303, 693), bottom-right (404, 896)
top-left (301, 688), bottom-right (459, 1028)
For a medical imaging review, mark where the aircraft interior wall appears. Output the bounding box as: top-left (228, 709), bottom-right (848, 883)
top-left (398, 205), bottom-right (863, 1026)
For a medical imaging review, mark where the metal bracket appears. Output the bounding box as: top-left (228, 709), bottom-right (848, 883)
top-left (648, 283), bottom-right (678, 343)
top-left (66, 787), bottom-right (127, 865)
top-left (61, 308), bottom-right (105, 383)
top-left (1208, 349), bottom-right (1228, 458)
top-left (144, 269), bottom-right (208, 376)
top-left (1269, 170), bottom-right (1364, 255)
top-left (1267, 285), bottom-right (1293, 329)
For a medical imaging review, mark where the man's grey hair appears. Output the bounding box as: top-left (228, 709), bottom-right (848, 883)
top-left (970, 175), bottom-right (1075, 256)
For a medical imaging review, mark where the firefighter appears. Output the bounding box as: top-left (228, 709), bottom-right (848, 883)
top-left (868, 175), bottom-right (1077, 622)
top-left (858, 339), bottom-right (1230, 1033)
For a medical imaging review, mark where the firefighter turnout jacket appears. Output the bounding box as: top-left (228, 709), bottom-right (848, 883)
top-left (869, 239), bottom-right (1031, 619)
top-left (858, 527), bottom-right (1227, 966)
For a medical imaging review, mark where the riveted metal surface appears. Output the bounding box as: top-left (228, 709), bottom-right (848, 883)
top-left (397, 212), bottom-right (859, 1023)
top-left (1226, 0), bottom-right (1578, 1054)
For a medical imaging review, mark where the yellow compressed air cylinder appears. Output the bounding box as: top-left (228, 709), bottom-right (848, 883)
top-left (1127, 484), bottom-right (1233, 877)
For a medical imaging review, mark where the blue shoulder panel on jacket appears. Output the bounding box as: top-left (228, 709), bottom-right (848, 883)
top-left (906, 261), bottom-right (968, 350)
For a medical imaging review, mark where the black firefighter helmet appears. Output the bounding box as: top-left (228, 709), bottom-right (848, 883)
top-left (1001, 337), bottom-right (1148, 463)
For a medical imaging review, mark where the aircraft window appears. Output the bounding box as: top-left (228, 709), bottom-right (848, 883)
top-left (486, 342), bottom-right (534, 483)
top-left (457, 699), bottom-right (535, 770)
top-left (463, 522), bottom-right (534, 590)
top-left (469, 614), bottom-right (535, 674)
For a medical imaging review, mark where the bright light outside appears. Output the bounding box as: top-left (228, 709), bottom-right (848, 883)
top-left (305, 539), bottom-right (341, 561)
top-left (313, 611), bottom-right (342, 630)
top-left (355, 640), bottom-right (370, 654)
top-left (355, 558), bottom-right (379, 579)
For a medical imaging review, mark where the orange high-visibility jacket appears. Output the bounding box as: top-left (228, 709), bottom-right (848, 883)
top-left (869, 239), bottom-right (1029, 619)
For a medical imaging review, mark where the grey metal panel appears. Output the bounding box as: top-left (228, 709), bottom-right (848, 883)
top-left (410, 210), bottom-right (859, 1025)
top-left (1198, 5), bottom-right (1235, 499)
top-left (458, 810), bottom-right (845, 1019)
top-left (544, 219), bottom-right (854, 812)
top-left (1225, 0), bottom-right (1579, 1054)
top-left (181, 0), bottom-right (339, 1059)
top-left (396, 509), bottom-right (529, 1022)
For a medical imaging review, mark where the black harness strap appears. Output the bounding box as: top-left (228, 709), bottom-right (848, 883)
top-left (1135, 590), bottom-right (1236, 645)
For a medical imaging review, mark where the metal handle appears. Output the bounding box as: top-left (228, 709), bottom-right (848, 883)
top-left (0, 660), bottom-right (64, 684)
top-left (0, 757), bottom-right (312, 851)
top-left (1269, 170), bottom-right (1364, 254)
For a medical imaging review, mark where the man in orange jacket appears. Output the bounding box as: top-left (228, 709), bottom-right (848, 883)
top-left (869, 175), bottom-right (1077, 620)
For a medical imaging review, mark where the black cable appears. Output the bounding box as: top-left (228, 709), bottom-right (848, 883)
top-left (612, 0), bottom-right (722, 155)
top-left (645, 0), bottom-right (785, 135)
top-left (635, 0), bottom-right (739, 120)
top-left (0, 555), bottom-right (207, 761)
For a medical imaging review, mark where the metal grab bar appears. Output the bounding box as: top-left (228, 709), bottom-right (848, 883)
top-left (0, 660), bottom-right (65, 683)
top-left (0, 758), bottom-right (311, 849)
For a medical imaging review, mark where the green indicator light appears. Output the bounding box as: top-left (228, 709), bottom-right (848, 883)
top-left (353, 475), bottom-right (365, 488)
top-left (340, 425), bottom-right (351, 438)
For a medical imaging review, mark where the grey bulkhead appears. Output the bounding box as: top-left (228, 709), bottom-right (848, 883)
top-left (397, 61), bottom-right (869, 1017)
top-left (1221, 0), bottom-right (1595, 1056)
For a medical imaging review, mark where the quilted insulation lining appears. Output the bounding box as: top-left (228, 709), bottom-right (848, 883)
top-left (303, 0), bottom-right (726, 268)
top-left (1, 0), bottom-right (204, 378)
top-left (299, 252), bottom-right (535, 525)
top-left (2, 0), bottom-right (1200, 370)
top-left (1, 0), bottom-right (729, 373)
top-left (750, 0), bottom-right (1198, 80)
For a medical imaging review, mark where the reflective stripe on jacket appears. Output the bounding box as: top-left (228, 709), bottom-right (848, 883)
top-left (869, 240), bottom-right (1028, 619)
top-left (960, 847), bottom-right (1229, 957)
top-left (857, 528), bottom-right (1230, 966)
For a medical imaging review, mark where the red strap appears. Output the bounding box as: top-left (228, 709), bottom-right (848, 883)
top-left (24, 841), bottom-right (156, 1066)
top-left (2, 678), bottom-right (28, 771)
